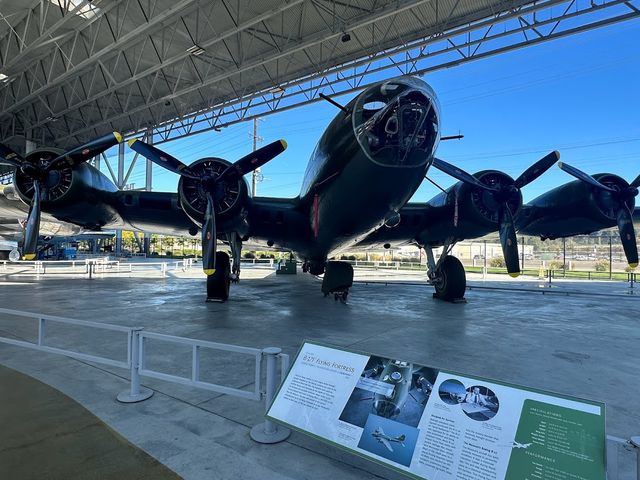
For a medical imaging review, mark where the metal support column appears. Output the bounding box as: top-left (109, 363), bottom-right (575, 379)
top-left (483, 240), bottom-right (487, 279)
top-left (115, 142), bottom-right (125, 255)
top-left (143, 131), bottom-right (153, 255)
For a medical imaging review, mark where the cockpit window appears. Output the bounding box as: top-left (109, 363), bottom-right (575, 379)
top-left (353, 78), bottom-right (440, 167)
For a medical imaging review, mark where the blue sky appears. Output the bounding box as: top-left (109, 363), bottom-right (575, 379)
top-left (107, 18), bottom-right (640, 204)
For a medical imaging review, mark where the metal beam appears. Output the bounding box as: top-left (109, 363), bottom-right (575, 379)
top-left (65, 0), bottom-right (640, 145)
top-left (0, 0), bottom-right (202, 118)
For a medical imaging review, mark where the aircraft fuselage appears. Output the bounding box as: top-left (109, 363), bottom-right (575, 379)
top-left (296, 77), bottom-right (440, 266)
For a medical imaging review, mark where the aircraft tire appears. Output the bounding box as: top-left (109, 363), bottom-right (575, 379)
top-left (206, 252), bottom-right (231, 302)
top-left (434, 256), bottom-right (466, 301)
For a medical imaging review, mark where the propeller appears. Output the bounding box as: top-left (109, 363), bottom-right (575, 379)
top-left (0, 132), bottom-right (122, 260)
top-left (129, 138), bottom-right (287, 275)
top-left (558, 161), bottom-right (639, 268)
top-left (431, 151), bottom-right (560, 276)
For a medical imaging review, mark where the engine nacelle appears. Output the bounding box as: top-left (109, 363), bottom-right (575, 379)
top-left (177, 157), bottom-right (250, 229)
top-left (13, 148), bottom-right (119, 229)
top-left (517, 173), bottom-right (634, 239)
top-left (422, 170), bottom-right (522, 245)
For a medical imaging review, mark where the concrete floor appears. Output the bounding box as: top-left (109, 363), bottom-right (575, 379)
top-left (0, 265), bottom-right (637, 479)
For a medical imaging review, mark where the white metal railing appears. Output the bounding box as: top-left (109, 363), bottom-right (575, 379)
top-left (0, 307), bottom-right (290, 444)
top-left (2, 307), bottom-right (637, 462)
top-left (0, 258), bottom-right (196, 277)
top-left (0, 307), bottom-right (134, 370)
top-left (240, 258), bottom-right (275, 267)
top-left (138, 331), bottom-right (263, 401)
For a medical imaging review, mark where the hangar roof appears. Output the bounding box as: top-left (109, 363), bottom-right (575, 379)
top-left (0, 0), bottom-right (543, 150)
top-left (0, 0), bottom-right (637, 162)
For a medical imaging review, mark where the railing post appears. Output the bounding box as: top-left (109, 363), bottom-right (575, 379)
top-left (251, 347), bottom-right (291, 444)
top-left (37, 318), bottom-right (45, 346)
top-left (117, 329), bottom-right (153, 403)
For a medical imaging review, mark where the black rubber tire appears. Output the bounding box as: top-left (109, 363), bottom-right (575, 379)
top-left (434, 256), bottom-right (466, 301)
top-left (206, 251), bottom-right (231, 302)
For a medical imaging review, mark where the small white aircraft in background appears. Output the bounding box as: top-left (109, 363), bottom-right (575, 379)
top-left (501, 441), bottom-right (532, 449)
top-left (372, 427), bottom-right (406, 452)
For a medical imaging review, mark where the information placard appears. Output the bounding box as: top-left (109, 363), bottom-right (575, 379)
top-left (266, 342), bottom-right (605, 480)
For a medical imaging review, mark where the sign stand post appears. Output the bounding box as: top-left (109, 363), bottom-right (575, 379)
top-left (251, 347), bottom-right (291, 444)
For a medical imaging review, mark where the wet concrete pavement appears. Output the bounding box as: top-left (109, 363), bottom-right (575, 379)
top-left (0, 265), bottom-right (637, 478)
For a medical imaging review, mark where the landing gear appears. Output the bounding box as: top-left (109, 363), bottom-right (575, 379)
top-left (321, 261), bottom-right (353, 303)
top-left (228, 232), bottom-right (242, 283)
top-left (333, 291), bottom-right (348, 303)
top-left (425, 244), bottom-right (466, 302)
top-left (206, 251), bottom-right (231, 302)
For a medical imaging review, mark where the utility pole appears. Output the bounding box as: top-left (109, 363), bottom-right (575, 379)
top-left (250, 118), bottom-right (264, 196)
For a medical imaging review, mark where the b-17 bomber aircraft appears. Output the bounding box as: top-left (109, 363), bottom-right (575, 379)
top-left (0, 75), bottom-right (638, 303)
top-left (371, 427), bottom-right (406, 453)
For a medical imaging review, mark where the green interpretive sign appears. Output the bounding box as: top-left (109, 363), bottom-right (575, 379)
top-left (267, 341), bottom-right (606, 480)
top-left (505, 400), bottom-right (605, 480)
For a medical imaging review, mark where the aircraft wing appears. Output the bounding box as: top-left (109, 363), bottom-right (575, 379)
top-left (380, 437), bottom-right (394, 452)
top-left (353, 202), bottom-right (449, 250)
top-left (245, 196), bottom-right (314, 253)
top-left (0, 185), bottom-right (82, 239)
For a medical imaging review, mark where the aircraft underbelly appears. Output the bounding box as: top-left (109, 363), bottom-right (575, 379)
top-left (314, 156), bottom-right (426, 259)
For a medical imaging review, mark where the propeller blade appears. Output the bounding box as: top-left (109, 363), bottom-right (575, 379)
top-left (630, 174), bottom-right (640, 189)
top-left (557, 161), bottom-right (616, 192)
top-left (128, 138), bottom-right (198, 179)
top-left (498, 205), bottom-right (520, 277)
top-left (201, 193), bottom-right (217, 275)
top-left (617, 206), bottom-right (638, 268)
top-left (0, 144), bottom-right (26, 168)
top-left (218, 139), bottom-right (287, 183)
top-left (47, 132), bottom-right (123, 171)
top-left (431, 158), bottom-right (498, 192)
top-left (514, 151), bottom-right (560, 189)
top-left (22, 180), bottom-right (42, 260)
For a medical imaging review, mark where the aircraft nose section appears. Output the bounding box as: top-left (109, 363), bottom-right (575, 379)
top-left (353, 78), bottom-right (440, 168)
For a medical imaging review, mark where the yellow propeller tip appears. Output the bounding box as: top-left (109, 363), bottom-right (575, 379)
top-left (204, 269), bottom-right (216, 276)
top-left (629, 263), bottom-right (638, 269)
top-left (23, 254), bottom-right (36, 260)
top-left (280, 139), bottom-right (288, 150)
top-left (553, 150), bottom-right (560, 159)
top-left (557, 161), bottom-right (563, 168)
top-left (113, 132), bottom-right (123, 143)
top-left (509, 272), bottom-right (521, 278)
top-left (127, 138), bottom-right (138, 147)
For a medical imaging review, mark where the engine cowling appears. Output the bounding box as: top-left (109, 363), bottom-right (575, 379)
top-left (423, 170), bottom-right (522, 245)
top-left (13, 148), bottom-right (119, 229)
top-left (14, 148), bottom-right (73, 205)
top-left (177, 157), bottom-right (249, 228)
top-left (517, 173), bottom-right (635, 239)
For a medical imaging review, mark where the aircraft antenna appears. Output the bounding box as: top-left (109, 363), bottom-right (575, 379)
top-left (318, 93), bottom-right (349, 114)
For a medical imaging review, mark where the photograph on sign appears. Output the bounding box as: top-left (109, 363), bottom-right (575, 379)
top-left (339, 356), bottom-right (438, 429)
top-left (266, 342), bottom-right (606, 480)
